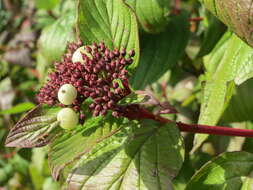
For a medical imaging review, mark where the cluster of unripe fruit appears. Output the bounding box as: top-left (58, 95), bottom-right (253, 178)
top-left (37, 41), bottom-right (135, 130)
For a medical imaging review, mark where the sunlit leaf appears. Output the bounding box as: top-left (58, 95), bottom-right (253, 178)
top-left (48, 116), bottom-right (127, 180)
top-left (0, 102), bottom-right (35, 115)
top-left (65, 121), bottom-right (184, 190)
top-left (186, 152), bottom-right (253, 190)
top-left (194, 32), bottom-right (253, 151)
top-left (38, 11), bottom-right (76, 64)
top-left (35, 0), bottom-right (60, 10)
top-left (77, 0), bottom-right (139, 72)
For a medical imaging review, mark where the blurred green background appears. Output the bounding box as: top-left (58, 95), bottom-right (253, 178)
top-left (2, 0), bottom-right (253, 189)
top-left (0, 0), bottom-right (76, 189)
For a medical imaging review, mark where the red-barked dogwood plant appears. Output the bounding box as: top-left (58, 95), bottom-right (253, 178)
top-left (6, 39), bottom-right (253, 148)
top-left (5, 40), bottom-right (253, 187)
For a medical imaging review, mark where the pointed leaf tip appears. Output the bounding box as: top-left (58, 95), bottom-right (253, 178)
top-left (5, 104), bottom-right (61, 148)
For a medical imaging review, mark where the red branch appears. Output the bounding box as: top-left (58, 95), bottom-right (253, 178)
top-left (1, 151), bottom-right (16, 159)
top-left (189, 17), bottom-right (204, 22)
top-left (177, 122), bottom-right (253, 137)
top-left (175, 0), bottom-right (181, 12)
top-left (133, 107), bottom-right (253, 138)
top-left (161, 81), bottom-right (167, 99)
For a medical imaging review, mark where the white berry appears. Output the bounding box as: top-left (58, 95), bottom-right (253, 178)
top-left (57, 108), bottom-right (79, 130)
top-left (57, 84), bottom-right (77, 105)
top-left (72, 46), bottom-right (92, 63)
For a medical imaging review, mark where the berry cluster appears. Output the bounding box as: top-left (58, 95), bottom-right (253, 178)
top-left (37, 41), bottom-right (134, 120)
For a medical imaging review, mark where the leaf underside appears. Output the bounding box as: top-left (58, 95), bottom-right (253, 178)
top-left (5, 105), bottom-right (61, 148)
top-left (200, 0), bottom-right (253, 48)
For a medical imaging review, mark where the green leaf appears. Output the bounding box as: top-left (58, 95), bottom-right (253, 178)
top-left (48, 116), bottom-right (128, 180)
top-left (186, 152), bottom-right (253, 190)
top-left (118, 92), bottom-right (149, 105)
top-left (130, 12), bottom-right (190, 89)
top-left (65, 121), bottom-right (184, 190)
top-left (222, 78), bottom-right (253, 122)
top-left (29, 148), bottom-right (48, 189)
top-left (172, 158), bottom-right (195, 190)
top-left (0, 61), bottom-right (9, 78)
top-left (0, 102), bottom-right (35, 115)
top-left (35, 0), bottom-right (60, 10)
top-left (77, 0), bottom-right (139, 72)
top-left (194, 32), bottom-right (253, 151)
top-left (235, 55), bottom-right (253, 86)
top-left (29, 165), bottom-right (44, 190)
top-left (203, 32), bottom-right (232, 76)
top-left (9, 154), bottom-right (29, 176)
top-left (197, 11), bottom-right (226, 57)
top-left (38, 11), bottom-right (76, 64)
top-left (0, 162), bottom-right (13, 185)
top-left (36, 52), bottom-right (49, 82)
top-left (125, 0), bottom-right (171, 33)
top-left (5, 105), bottom-right (61, 148)
top-left (200, 0), bottom-right (253, 48)
top-left (42, 177), bottom-right (61, 190)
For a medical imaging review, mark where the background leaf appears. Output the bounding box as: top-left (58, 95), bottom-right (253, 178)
top-left (193, 32), bottom-right (253, 151)
top-left (0, 102), bottom-right (35, 115)
top-left (118, 92), bottom-right (149, 105)
top-left (77, 0), bottom-right (139, 72)
top-left (125, 0), bottom-right (171, 33)
top-left (200, 0), bottom-right (253, 48)
top-left (186, 151), bottom-right (253, 190)
top-left (38, 11), bottom-right (76, 64)
top-left (222, 78), bottom-right (253, 123)
top-left (65, 121), bottom-right (184, 190)
top-left (35, 0), bottom-right (60, 10)
top-left (197, 11), bottom-right (226, 57)
top-left (130, 12), bottom-right (190, 89)
top-left (5, 105), bottom-right (61, 148)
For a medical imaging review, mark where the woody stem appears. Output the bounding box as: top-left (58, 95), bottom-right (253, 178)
top-left (137, 107), bottom-right (253, 138)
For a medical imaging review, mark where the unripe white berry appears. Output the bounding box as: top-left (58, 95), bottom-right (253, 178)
top-left (58, 84), bottom-right (77, 105)
top-left (57, 108), bottom-right (79, 130)
top-left (72, 46), bottom-right (92, 63)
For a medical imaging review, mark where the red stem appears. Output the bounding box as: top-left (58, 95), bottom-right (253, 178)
top-left (189, 17), bottom-right (204, 22)
top-left (1, 151), bottom-right (16, 159)
top-left (175, 0), bottom-right (181, 11)
top-left (137, 107), bottom-right (253, 138)
top-left (161, 81), bottom-right (167, 99)
top-left (177, 122), bottom-right (253, 137)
